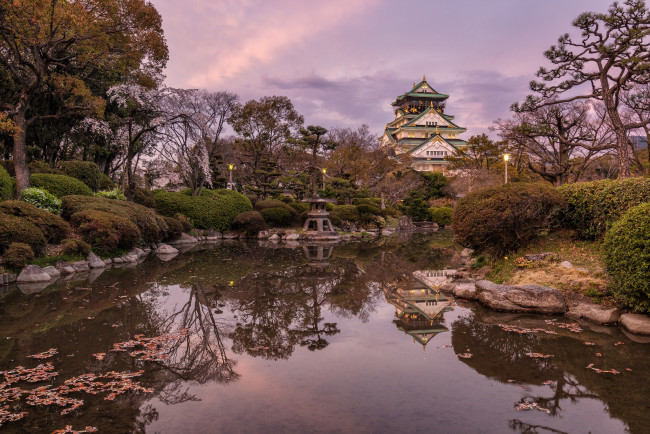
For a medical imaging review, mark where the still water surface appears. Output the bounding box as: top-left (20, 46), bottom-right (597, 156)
top-left (0, 233), bottom-right (648, 433)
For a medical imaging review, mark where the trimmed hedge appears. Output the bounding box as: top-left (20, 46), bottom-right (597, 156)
top-left (3, 243), bottom-right (34, 269)
top-left (559, 177), bottom-right (650, 239)
top-left (62, 195), bottom-right (167, 243)
top-left (70, 209), bottom-right (141, 252)
top-left (60, 161), bottom-right (103, 191)
top-left (153, 190), bottom-right (252, 231)
top-left (254, 199), bottom-right (296, 213)
top-left (453, 182), bottom-right (565, 256)
top-left (430, 207), bottom-right (453, 226)
top-left (29, 161), bottom-right (61, 174)
top-left (0, 165), bottom-right (13, 200)
top-left (0, 213), bottom-right (46, 255)
top-left (288, 202), bottom-right (309, 214)
top-left (331, 205), bottom-right (359, 223)
top-left (603, 203), bottom-right (650, 312)
top-left (162, 217), bottom-right (184, 242)
top-left (260, 207), bottom-right (295, 227)
top-left (30, 173), bottom-right (92, 198)
top-left (61, 238), bottom-right (91, 256)
top-left (0, 201), bottom-right (70, 243)
top-left (233, 210), bottom-right (266, 234)
top-left (20, 187), bottom-right (61, 214)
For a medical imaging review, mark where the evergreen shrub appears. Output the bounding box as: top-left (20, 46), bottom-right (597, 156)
top-left (131, 188), bottom-right (155, 208)
top-left (30, 173), bottom-right (92, 198)
top-left (61, 238), bottom-right (91, 256)
top-left (29, 161), bottom-right (61, 174)
top-left (0, 165), bottom-right (13, 200)
top-left (70, 209), bottom-right (141, 252)
top-left (162, 217), bottom-right (184, 241)
top-left (430, 207), bottom-right (453, 226)
top-left (60, 161), bottom-right (104, 191)
top-left (95, 189), bottom-right (126, 200)
top-left (603, 203), bottom-right (650, 312)
top-left (2, 243), bottom-right (34, 269)
top-left (330, 205), bottom-right (359, 223)
top-left (233, 210), bottom-right (267, 234)
top-left (260, 207), bottom-right (295, 227)
top-left (453, 182), bottom-right (565, 256)
top-left (0, 200), bottom-right (70, 243)
top-left (20, 187), bottom-right (62, 214)
top-left (0, 213), bottom-right (46, 255)
top-left (288, 202), bottom-right (309, 214)
top-left (559, 177), bottom-right (650, 239)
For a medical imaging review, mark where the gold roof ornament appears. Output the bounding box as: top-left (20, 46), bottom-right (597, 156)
top-left (436, 126), bottom-right (439, 135)
top-left (423, 74), bottom-right (426, 82)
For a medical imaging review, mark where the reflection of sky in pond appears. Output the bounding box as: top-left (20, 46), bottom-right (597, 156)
top-left (0, 234), bottom-right (646, 433)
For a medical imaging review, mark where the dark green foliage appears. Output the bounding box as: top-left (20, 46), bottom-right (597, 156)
top-left (0, 201), bottom-right (70, 243)
top-left (0, 165), bottom-right (13, 200)
top-left (351, 197), bottom-right (382, 207)
top-left (288, 202), bottom-right (309, 214)
top-left (2, 243), bottom-right (34, 269)
top-left (162, 217), bottom-right (184, 241)
top-left (419, 172), bottom-right (451, 200)
top-left (131, 188), bottom-right (155, 208)
top-left (60, 238), bottom-right (91, 256)
top-left (400, 192), bottom-right (430, 222)
top-left (70, 210), bottom-right (141, 252)
top-left (98, 173), bottom-right (116, 190)
top-left (260, 207), bottom-right (295, 227)
top-left (355, 204), bottom-right (381, 216)
top-left (559, 178), bottom-right (650, 239)
top-left (152, 190), bottom-right (252, 231)
top-left (603, 203), bottom-right (650, 312)
top-left (254, 199), bottom-right (295, 212)
top-left (29, 161), bottom-right (62, 174)
top-left (0, 160), bottom-right (14, 177)
top-left (246, 194), bottom-right (257, 207)
top-left (30, 173), bottom-right (93, 198)
top-left (233, 210), bottom-right (267, 234)
top-left (0, 213), bottom-right (46, 255)
top-left (60, 161), bottom-right (104, 191)
top-left (174, 214), bottom-right (192, 232)
top-left (430, 207), bottom-right (453, 226)
top-left (331, 205), bottom-right (359, 223)
top-left (61, 195), bottom-right (167, 243)
top-left (453, 182), bottom-right (565, 256)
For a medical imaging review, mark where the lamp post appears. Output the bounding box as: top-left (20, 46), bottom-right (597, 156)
top-left (503, 154), bottom-right (510, 184)
top-left (322, 168), bottom-right (326, 191)
top-left (228, 164), bottom-right (234, 190)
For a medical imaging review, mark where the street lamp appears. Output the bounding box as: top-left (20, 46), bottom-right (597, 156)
top-left (228, 164), bottom-right (234, 190)
top-left (322, 168), bottom-right (326, 191)
top-left (503, 154), bottom-right (510, 184)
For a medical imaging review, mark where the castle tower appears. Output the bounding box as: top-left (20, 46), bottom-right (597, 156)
top-left (380, 76), bottom-right (468, 172)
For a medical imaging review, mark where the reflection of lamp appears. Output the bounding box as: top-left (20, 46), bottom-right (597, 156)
top-left (228, 164), bottom-right (234, 190)
top-left (503, 154), bottom-right (510, 184)
top-left (321, 168), bottom-right (326, 191)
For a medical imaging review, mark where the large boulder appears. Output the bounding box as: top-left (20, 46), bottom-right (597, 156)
top-left (620, 313), bottom-right (650, 335)
top-left (169, 233), bottom-right (198, 245)
top-left (156, 244), bottom-right (178, 255)
top-left (475, 280), bottom-right (567, 314)
top-left (567, 301), bottom-right (620, 325)
top-left (42, 266), bottom-right (61, 278)
top-left (453, 280), bottom-right (478, 300)
top-left (87, 252), bottom-right (105, 269)
top-left (16, 265), bottom-right (52, 283)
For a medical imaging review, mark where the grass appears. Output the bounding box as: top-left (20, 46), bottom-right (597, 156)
top-left (30, 254), bottom-right (85, 267)
top-left (484, 230), bottom-right (613, 304)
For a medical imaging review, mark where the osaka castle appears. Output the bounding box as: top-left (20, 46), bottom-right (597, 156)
top-left (380, 76), bottom-right (468, 172)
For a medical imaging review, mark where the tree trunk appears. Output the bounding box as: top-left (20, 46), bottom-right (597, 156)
top-left (12, 110), bottom-right (30, 196)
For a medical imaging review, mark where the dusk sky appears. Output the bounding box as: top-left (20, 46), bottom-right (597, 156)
top-left (151, 0), bottom-right (615, 138)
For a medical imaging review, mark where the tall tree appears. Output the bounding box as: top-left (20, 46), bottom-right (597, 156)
top-left (291, 125), bottom-right (336, 198)
top-left (513, 0), bottom-right (650, 178)
top-left (0, 0), bottom-right (168, 194)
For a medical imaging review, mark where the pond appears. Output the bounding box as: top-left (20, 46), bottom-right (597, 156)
top-left (0, 232), bottom-right (648, 433)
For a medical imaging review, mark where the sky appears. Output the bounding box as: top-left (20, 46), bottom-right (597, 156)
top-left (150, 0), bottom-right (615, 139)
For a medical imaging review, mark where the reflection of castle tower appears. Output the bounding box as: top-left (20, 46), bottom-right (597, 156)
top-left (384, 279), bottom-right (451, 348)
top-left (413, 269), bottom-right (457, 290)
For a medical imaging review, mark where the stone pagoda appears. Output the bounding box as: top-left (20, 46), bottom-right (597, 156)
top-left (381, 75), bottom-right (468, 172)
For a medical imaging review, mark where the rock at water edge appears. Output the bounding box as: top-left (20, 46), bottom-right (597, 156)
top-left (87, 252), bottom-right (106, 268)
top-left (475, 280), bottom-right (567, 314)
top-left (620, 313), bottom-right (650, 335)
top-left (16, 265), bottom-right (52, 283)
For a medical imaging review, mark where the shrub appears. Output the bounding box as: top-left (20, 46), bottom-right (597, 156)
top-left (288, 202), bottom-right (309, 214)
top-left (603, 203), bottom-right (650, 312)
top-left (2, 243), bottom-right (34, 269)
top-left (261, 207), bottom-right (295, 227)
top-left (0, 213), bottom-right (46, 255)
top-left (233, 210), bottom-right (266, 234)
top-left (30, 173), bottom-right (92, 198)
top-left (98, 173), bottom-right (116, 190)
top-left (0, 160), bottom-right (14, 177)
top-left (95, 189), bottom-right (126, 200)
top-left (153, 190), bottom-right (252, 231)
top-left (131, 187), bottom-right (155, 208)
top-left (29, 160), bottom-right (61, 174)
top-left (20, 187), bottom-right (62, 214)
top-left (352, 198), bottom-right (382, 207)
top-left (60, 161), bottom-right (104, 191)
top-left (254, 198), bottom-right (295, 212)
top-left (62, 195), bottom-right (167, 243)
top-left (559, 177), bottom-right (650, 239)
top-left (430, 207), bottom-right (453, 226)
top-left (0, 200), bottom-right (70, 243)
top-left (70, 209), bottom-right (141, 252)
top-left (331, 205), bottom-right (359, 223)
top-left (0, 165), bottom-right (13, 200)
top-left (174, 214), bottom-right (192, 232)
top-left (400, 192), bottom-right (430, 222)
top-left (356, 204), bottom-right (381, 216)
top-left (453, 182), bottom-right (565, 256)
top-left (61, 238), bottom-right (91, 256)
top-left (162, 216), bottom-right (184, 241)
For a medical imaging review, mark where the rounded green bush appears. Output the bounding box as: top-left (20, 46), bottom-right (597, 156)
top-left (70, 209), bottom-right (141, 252)
top-left (2, 242), bottom-right (34, 269)
top-left (162, 216), bottom-right (184, 241)
top-left (98, 173), bottom-right (116, 190)
top-left (20, 187), bottom-right (61, 214)
top-left (559, 177), bottom-right (650, 239)
top-left (260, 207), bottom-right (295, 227)
top-left (603, 203), bottom-right (650, 312)
top-left (62, 195), bottom-right (167, 243)
top-left (254, 199), bottom-right (295, 213)
top-left (131, 187), bottom-right (155, 208)
top-left (356, 204), bottom-right (381, 216)
top-left (0, 200), bottom-right (70, 243)
top-left (30, 173), bottom-right (92, 198)
top-left (95, 189), bottom-right (126, 200)
top-left (29, 160), bottom-right (61, 174)
top-left (233, 210), bottom-right (266, 234)
top-left (61, 238), bottom-right (91, 256)
top-left (331, 205), bottom-right (359, 223)
top-left (430, 207), bottom-right (453, 226)
top-left (453, 182), bottom-right (565, 256)
top-left (0, 213), bottom-right (46, 255)
top-left (60, 161), bottom-right (104, 191)
top-left (288, 202), bottom-right (309, 214)
top-left (0, 165), bottom-right (14, 200)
